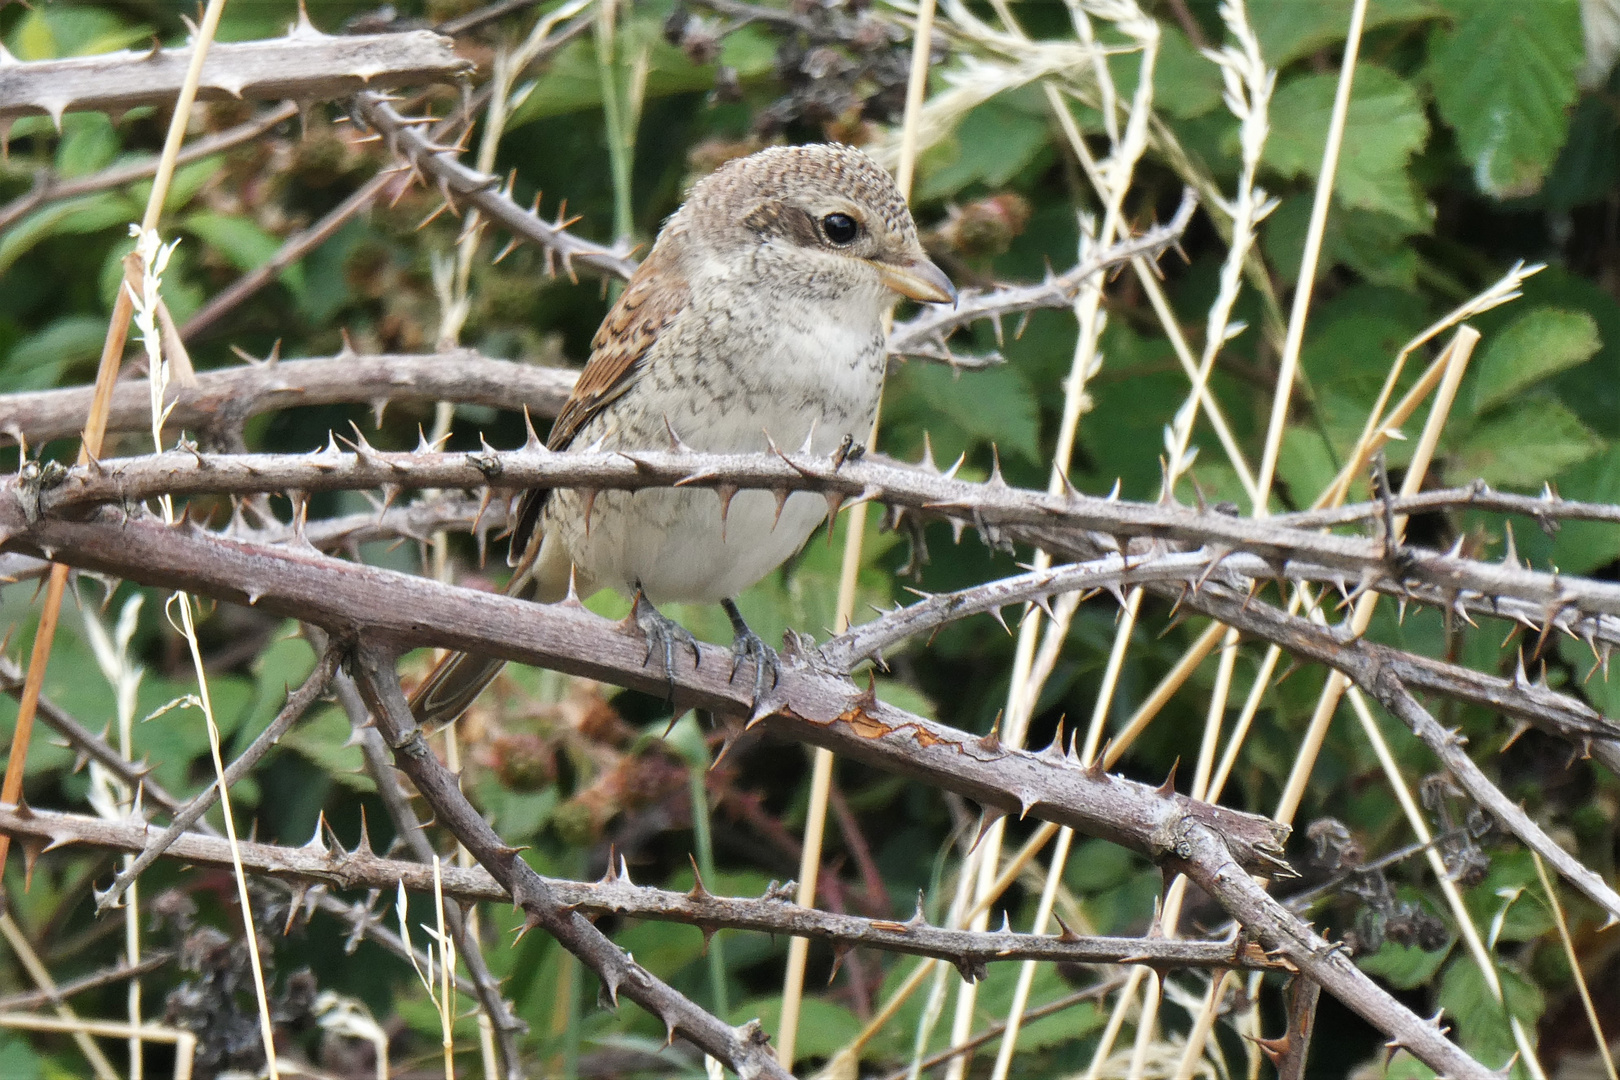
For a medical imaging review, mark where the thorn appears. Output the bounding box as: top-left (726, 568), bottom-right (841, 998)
top-left (1039, 719), bottom-right (1066, 761)
top-left (986, 445), bottom-right (1006, 488)
top-left (1156, 758), bottom-right (1179, 797)
top-left (687, 854), bottom-right (711, 900)
top-left (970, 808), bottom-right (1007, 852)
top-left (977, 711), bottom-right (1003, 753)
top-left (714, 484), bottom-right (737, 541)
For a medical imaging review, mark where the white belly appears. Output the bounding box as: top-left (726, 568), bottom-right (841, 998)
top-left (542, 313), bottom-right (886, 605)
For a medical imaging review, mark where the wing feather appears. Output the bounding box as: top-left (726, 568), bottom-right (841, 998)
top-left (508, 249), bottom-right (690, 568)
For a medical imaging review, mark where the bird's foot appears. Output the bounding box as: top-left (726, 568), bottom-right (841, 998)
top-left (632, 586), bottom-right (700, 701)
top-left (722, 598), bottom-right (781, 705)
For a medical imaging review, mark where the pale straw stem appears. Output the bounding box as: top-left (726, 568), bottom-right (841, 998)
top-left (778, 0), bottom-right (940, 1064)
top-left (1253, 0), bottom-right (1369, 503)
top-left (0, 913), bottom-right (120, 1079)
top-left (1532, 853), bottom-right (1618, 1080)
top-left (1273, 326), bottom-right (1478, 827)
top-left (1345, 687), bottom-right (1548, 1080)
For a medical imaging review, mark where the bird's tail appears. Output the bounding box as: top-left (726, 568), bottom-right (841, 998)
top-left (408, 529), bottom-right (568, 728)
top-left (408, 574), bottom-right (537, 728)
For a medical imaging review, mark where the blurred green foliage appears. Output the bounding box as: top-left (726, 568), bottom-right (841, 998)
top-left (2, 0), bottom-right (1620, 1077)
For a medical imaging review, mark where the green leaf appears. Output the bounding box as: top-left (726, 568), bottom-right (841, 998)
top-left (1437, 956), bottom-right (1545, 1076)
top-left (181, 211), bottom-right (306, 300)
top-left (886, 361), bottom-right (1042, 465)
top-left (1425, 0), bottom-right (1583, 197)
top-left (8, 5), bottom-right (149, 60)
top-left (1263, 194), bottom-right (1423, 288)
top-left (56, 113), bottom-right (119, 178)
top-left (1276, 426), bottom-right (1339, 508)
top-left (729, 997), bottom-right (861, 1064)
top-left (1548, 445), bottom-right (1620, 574)
top-left (281, 706), bottom-right (374, 792)
top-left (1107, 24), bottom-right (1221, 120)
top-left (1457, 851), bottom-right (1554, 944)
top-left (0, 1032), bottom-right (42, 1080)
top-left (507, 15), bottom-right (777, 127)
top-left (232, 630), bottom-right (317, 749)
top-left (1469, 308), bottom-right (1600, 414)
top-left (1449, 397), bottom-right (1604, 488)
top-left (0, 315), bottom-right (110, 390)
top-left (0, 192), bottom-right (138, 277)
top-left (915, 88), bottom-right (1051, 201)
top-left (1358, 934), bottom-right (1454, 989)
top-left (1263, 65), bottom-right (1429, 224)
top-left (1251, 0), bottom-right (1444, 68)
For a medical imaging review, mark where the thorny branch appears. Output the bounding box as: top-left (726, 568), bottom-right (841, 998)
top-left (0, 802), bottom-right (1288, 977)
top-left (26, 443), bottom-right (1620, 670)
top-left (315, 634), bottom-right (528, 1079)
top-left (886, 189), bottom-right (1197, 361)
top-left (0, 654), bottom-right (490, 1005)
top-left (0, 498), bottom-right (1293, 868)
top-left (181, 11), bottom-right (598, 344)
top-left (348, 642), bottom-right (794, 1080)
top-left (0, 485), bottom-right (1516, 1078)
top-left (0, 23), bottom-right (469, 124)
top-left (0, 103), bottom-right (299, 234)
top-left (352, 89), bottom-right (1192, 344)
top-left (0, 351), bottom-right (575, 449)
top-left (355, 91), bottom-right (642, 280)
top-left (93, 645), bottom-right (343, 911)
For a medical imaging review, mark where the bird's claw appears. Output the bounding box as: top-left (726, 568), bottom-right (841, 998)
top-left (729, 625), bottom-right (782, 705)
top-left (633, 589), bottom-right (699, 701)
top-left (722, 598), bottom-right (780, 706)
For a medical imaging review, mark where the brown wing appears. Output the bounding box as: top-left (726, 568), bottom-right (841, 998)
top-left (508, 251), bottom-right (691, 569)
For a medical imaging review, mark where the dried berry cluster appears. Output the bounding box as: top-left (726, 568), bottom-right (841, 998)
top-left (666, 0), bottom-right (932, 138)
top-left (1306, 818), bottom-right (1453, 956)
top-left (152, 887), bottom-right (323, 1077)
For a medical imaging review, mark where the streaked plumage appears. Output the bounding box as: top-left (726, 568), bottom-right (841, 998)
top-left (412, 143), bottom-right (954, 725)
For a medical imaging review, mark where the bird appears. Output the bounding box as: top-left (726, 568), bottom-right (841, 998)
top-left (410, 142), bottom-right (955, 727)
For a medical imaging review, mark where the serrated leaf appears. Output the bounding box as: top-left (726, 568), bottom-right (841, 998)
top-left (1358, 934), bottom-right (1454, 990)
top-left (1425, 0), bottom-right (1583, 197)
top-left (1263, 64), bottom-right (1429, 224)
top-left (1263, 194), bottom-right (1423, 288)
top-left (281, 706), bottom-right (374, 793)
top-left (1437, 956), bottom-right (1545, 1077)
top-left (1470, 308), bottom-right (1600, 414)
top-left (1450, 397), bottom-right (1604, 487)
top-left (915, 88), bottom-right (1051, 201)
top-left (1251, 0), bottom-right (1444, 68)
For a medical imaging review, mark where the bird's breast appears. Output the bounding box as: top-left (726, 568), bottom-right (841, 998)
top-left (543, 295), bottom-right (889, 604)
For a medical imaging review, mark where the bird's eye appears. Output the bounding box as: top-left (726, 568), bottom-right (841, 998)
top-left (821, 213), bottom-right (859, 245)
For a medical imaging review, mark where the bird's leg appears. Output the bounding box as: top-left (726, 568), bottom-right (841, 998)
top-left (632, 584), bottom-right (700, 701)
top-left (722, 598), bottom-right (781, 704)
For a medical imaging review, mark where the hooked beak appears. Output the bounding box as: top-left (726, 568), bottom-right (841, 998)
top-left (875, 256), bottom-right (957, 305)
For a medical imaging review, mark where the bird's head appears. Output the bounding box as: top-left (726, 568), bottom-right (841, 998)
top-left (672, 143), bottom-right (956, 312)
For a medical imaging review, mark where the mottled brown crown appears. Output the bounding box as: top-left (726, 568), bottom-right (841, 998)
top-left (682, 143), bottom-right (920, 252)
